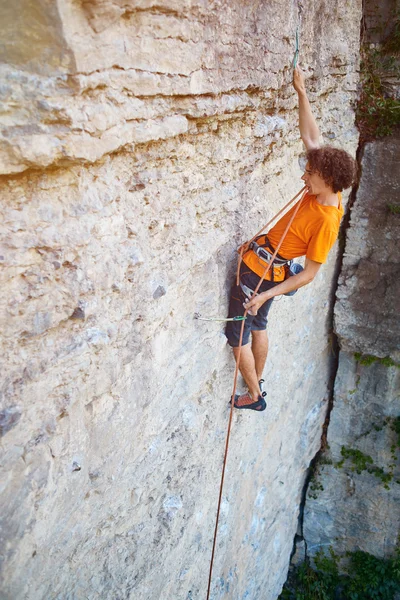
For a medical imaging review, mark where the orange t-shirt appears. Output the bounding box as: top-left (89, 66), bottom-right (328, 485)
top-left (242, 193), bottom-right (343, 281)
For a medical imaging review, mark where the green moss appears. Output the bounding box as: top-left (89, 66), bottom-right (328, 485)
top-left (280, 546), bottom-right (400, 599)
top-left (370, 466), bottom-right (393, 489)
top-left (340, 446), bottom-right (373, 473)
top-left (354, 353), bottom-right (400, 368)
top-left (338, 445), bottom-right (397, 490)
top-left (354, 352), bottom-right (377, 366)
top-left (308, 469), bottom-right (325, 500)
top-left (320, 457), bottom-right (333, 466)
top-left (311, 418), bottom-right (400, 496)
top-left (309, 481), bottom-right (324, 492)
top-left (387, 203), bottom-right (400, 215)
top-left (390, 416), bottom-right (400, 447)
top-left (307, 453), bottom-right (337, 499)
top-left (381, 356), bottom-right (400, 368)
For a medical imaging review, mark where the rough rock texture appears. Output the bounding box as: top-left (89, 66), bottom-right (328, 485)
top-left (303, 133), bottom-right (400, 561)
top-left (364, 0), bottom-right (400, 44)
top-left (335, 134), bottom-right (400, 358)
top-left (0, 1), bottom-right (361, 599)
top-left (304, 353), bottom-right (400, 558)
top-left (0, 0), bottom-right (359, 175)
top-left (363, 0), bottom-right (400, 100)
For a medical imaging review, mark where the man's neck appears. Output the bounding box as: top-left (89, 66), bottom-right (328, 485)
top-left (315, 191), bottom-right (339, 207)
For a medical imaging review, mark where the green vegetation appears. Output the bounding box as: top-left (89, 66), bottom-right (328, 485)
top-left (387, 203), bottom-right (400, 215)
top-left (280, 546), bottom-right (400, 600)
top-left (307, 416), bottom-right (400, 495)
top-left (356, 14), bottom-right (400, 140)
top-left (337, 446), bottom-right (397, 489)
top-left (390, 416), bottom-right (400, 448)
top-left (308, 479), bottom-right (324, 500)
top-left (354, 353), bottom-right (400, 368)
top-left (338, 447), bottom-right (373, 473)
top-left (307, 454), bottom-right (334, 500)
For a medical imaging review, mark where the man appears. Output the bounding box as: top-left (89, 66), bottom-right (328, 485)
top-left (225, 66), bottom-right (357, 411)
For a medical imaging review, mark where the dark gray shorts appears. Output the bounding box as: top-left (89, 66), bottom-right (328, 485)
top-left (225, 264), bottom-right (281, 347)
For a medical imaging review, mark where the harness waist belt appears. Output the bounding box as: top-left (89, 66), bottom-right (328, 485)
top-left (249, 241), bottom-right (289, 266)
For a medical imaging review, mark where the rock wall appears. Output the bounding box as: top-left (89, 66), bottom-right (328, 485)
top-left (363, 0), bottom-right (400, 44)
top-left (0, 2), bottom-right (361, 599)
top-left (303, 133), bottom-right (400, 561)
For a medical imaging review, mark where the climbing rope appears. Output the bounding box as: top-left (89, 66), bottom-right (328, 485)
top-left (206, 186), bottom-right (308, 600)
top-left (195, 186), bottom-right (305, 325)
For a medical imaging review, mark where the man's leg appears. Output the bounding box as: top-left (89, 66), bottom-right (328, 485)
top-left (251, 329), bottom-right (269, 381)
top-left (226, 267), bottom-right (275, 406)
top-left (233, 343), bottom-right (262, 401)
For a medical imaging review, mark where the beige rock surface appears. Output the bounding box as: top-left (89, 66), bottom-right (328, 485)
top-left (0, 1), bottom-right (361, 598)
top-left (0, 0), bottom-right (360, 175)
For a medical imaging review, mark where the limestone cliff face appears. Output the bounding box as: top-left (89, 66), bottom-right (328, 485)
top-left (0, 2), bottom-right (361, 599)
top-left (303, 133), bottom-right (400, 561)
top-left (0, 0), bottom-right (359, 176)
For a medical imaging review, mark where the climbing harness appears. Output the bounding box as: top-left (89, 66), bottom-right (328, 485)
top-left (206, 186), bottom-right (308, 600)
top-left (236, 185), bottom-right (306, 286)
top-left (241, 261), bottom-right (305, 300)
top-left (195, 185), bottom-right (304, 325)
top-left (249, 238), bottom-right (290, 267)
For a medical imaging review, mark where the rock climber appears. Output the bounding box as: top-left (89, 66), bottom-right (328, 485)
top-left (225, 66), bottom-right (358, 411)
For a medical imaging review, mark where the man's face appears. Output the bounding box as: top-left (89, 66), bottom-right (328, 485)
top-left (301, 162), bottom-right (328, 195)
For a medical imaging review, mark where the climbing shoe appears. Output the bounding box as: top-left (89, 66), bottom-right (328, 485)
top-left (232, 392), bottom-right (266, 411)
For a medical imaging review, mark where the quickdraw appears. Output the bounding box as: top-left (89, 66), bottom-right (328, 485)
top-left (194, 313), bottom-right (246, 322)
top-left (293, 26), bottom-right (300, 68)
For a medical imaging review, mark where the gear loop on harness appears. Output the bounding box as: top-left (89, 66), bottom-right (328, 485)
top-left (249, 239), bottom-right (290, 267)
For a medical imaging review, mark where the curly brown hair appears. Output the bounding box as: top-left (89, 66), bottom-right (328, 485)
top-left (306, 146), bottom-right (358, 193)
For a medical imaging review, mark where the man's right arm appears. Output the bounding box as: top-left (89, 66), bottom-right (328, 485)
top-left (293, 66), bottom-right (320, 150)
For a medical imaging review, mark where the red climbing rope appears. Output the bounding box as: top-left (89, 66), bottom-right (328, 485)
top-left (206, 186), bottom-right (308, 600)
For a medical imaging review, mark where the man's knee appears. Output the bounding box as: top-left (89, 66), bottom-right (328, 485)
top-left (251, 328), bottom-right (268, 338)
